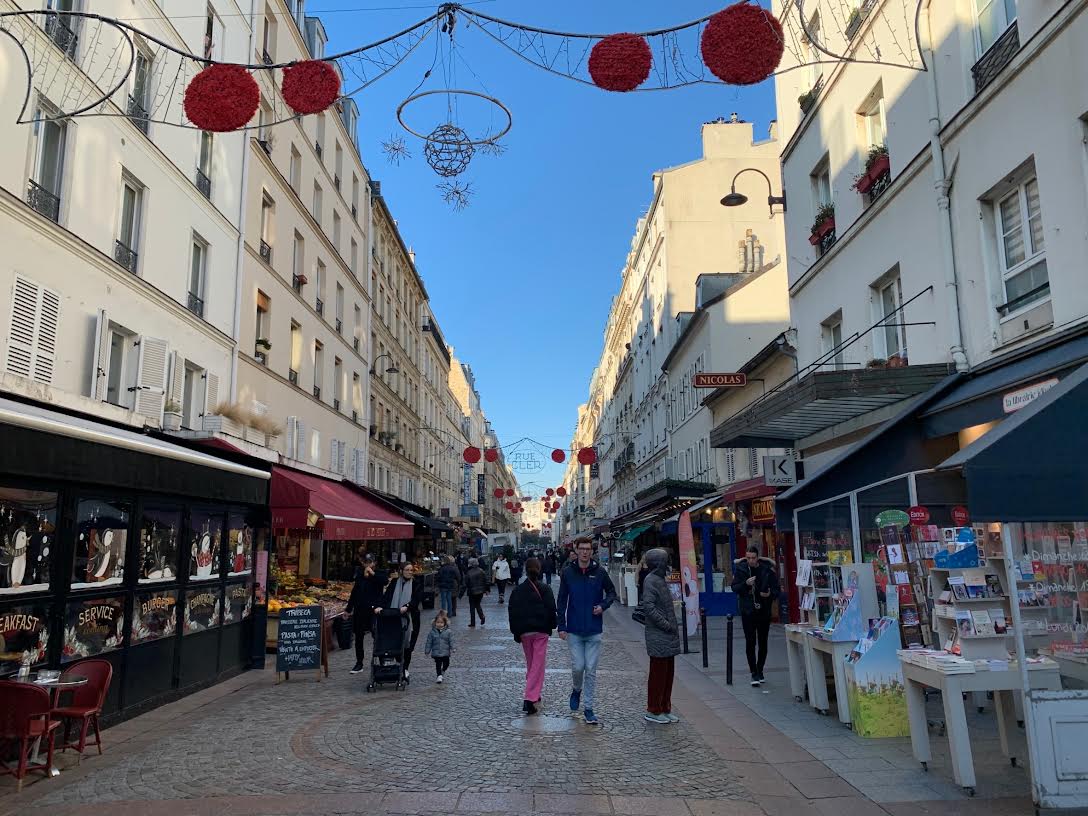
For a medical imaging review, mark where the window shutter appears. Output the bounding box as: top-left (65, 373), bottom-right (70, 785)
top-left (748, 448), bottom-right (760, 477)
top-left (349, 447), bottom-right (358, 483)
top-left (296, 419), bottom-right (306, 461)
top-left (5, 274), bottom-right (60, 385)
top-left (167, 351), bottom-right (184, 409)
top-left (133, 336), bottom-right (168, 419)
top-left (202, 372), bottom-right (220, 420)
top-left (34, 287), bottom-right (59, 384)
top-left (90, 309), bottom-right (110, 400)
top-left (286, 416), bottom-right (298, 459)
top-left (311, 429), bottom-right (320, 464)
top-left (338, 440), bottom-right (346, 474)
top-left (354, 447), bottom-right (365, 484)
top-left (330, 438), bottom-right (338, 471)
top-left (726, 448), bottom-right (736, 483)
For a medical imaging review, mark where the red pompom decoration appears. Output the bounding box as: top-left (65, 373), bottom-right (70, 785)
top-left (281, 59), bottom-right (341, 115)
top-left (493, 488), bottom-right (504, 499)
top-left (506, 502), bottom-right (514, 510)
top-left (546, 488), bottom-right (555, 497)
top-left (700, 3), bottom-right (785, 86)
top-left (552, 502), bottom-right (561, 512)
top-left (556, 486), bottom-right (568, 497)
top-left (506, 489), bottom-right (515, 497)
top-left (577, 447), bottom-right (598, 466)
top-left (588, 33), bottom-right (652, 92)
top-left (484, 448), bottom-right (499, 463)
top-left (551, 449), bottom-right (566, 463)
top-left (184, 64), bottom-right (260, 132)
top-left (463, 446), bottom-right (481, 464)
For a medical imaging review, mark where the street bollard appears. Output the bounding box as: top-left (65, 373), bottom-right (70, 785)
top-left (726, 614), bottom-right (734, 686)
top-left (700, 608), bottom-right (708, 668)
top-left (680, 595), bottom-right (690, 654)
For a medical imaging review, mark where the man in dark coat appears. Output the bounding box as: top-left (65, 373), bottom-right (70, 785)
top-left (731, 545), bottom-right (781, 686)
top-left (345, 552), bottom-right (387, 674)
top-left (542, 553), bottom-right (556, 586)
top-left (463, 557), bottom-right (488, 627)
top-left (436, 555), bottom-right (461, 616)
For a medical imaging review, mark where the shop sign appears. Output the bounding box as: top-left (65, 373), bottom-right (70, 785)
top-left (763, 455), bottom-right (796, 486)
top-left (693, 372), bottom-right (746, 388)
top-left (462, 462), bottom-right (472, 503)
top-left (477, 474), bottom-right (486, 506)
top-left (751, 497), bottom-right (776, 523)
top-left (1002, 378), bottom-right (1058, 413)
top-left (275, 605), bottom-right (323, 673)
top-left (908, 506), bottom-right (930, 525)
top-left (951, 506), bottom-right (970, 527)
top-left (589, 461), bottom-right (599, 479)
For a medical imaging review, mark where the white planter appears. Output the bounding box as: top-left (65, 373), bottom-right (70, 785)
top-left (163, 412), bottom-right (182, 431)
top-left (203, 414), bottom-right (243, 437)
top-left (244, 426), bottom-right (266, 445)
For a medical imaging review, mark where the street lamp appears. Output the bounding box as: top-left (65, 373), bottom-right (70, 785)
top-left (721, 167), bottom-right (787, 215)
top-left (370, 352), bottom-right (399, 375)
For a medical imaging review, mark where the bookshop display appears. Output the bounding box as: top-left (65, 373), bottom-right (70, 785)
top-left (845, 616), bottom-right (909, 737)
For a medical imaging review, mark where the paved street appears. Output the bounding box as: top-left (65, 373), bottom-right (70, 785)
top-left (0, 594), bottom-right (1035, 816)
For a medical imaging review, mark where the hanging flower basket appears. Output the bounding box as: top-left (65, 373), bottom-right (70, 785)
top-left (588, 33), bottom-right (653, 92)
top-left (809, 216), bottom-right (836, 245)
top-left (700, 3), bottom-right (785, 86)
top-left (184, 64), bottom-right (260, 132)
top-left (853, 151), bottom-right (890, 195)
top-left (281, 60), bottom-right (341, 115)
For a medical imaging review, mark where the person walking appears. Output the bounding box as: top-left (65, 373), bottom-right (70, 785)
top-left (510, 554), bottom-right (523, 586)
top-left (492, 552), bottom-right (511, 603)
top-left (424, 610), bottom-right (454, 684)
top-left (731, 544), bottom-right (780, 686)
top-left (345, 552), bottom-right (387, 675)
top-left (542, 552), bottom-right (556, 586)
top-left (463, 557), bottom-right (488, 627)
top-left (556, 538), bottom-right (617, 726)
top-left (377, 563), bottom-right (423, 680)
top-left (508, 557), bottom-right (557, 715)
top-left (638, 548), bottom-right (681, 724)
top-left (436, 555), bottom-right (461, 617)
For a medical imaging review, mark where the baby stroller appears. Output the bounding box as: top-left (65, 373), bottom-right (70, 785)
top-left (366, 609), bottom-right (408, 692)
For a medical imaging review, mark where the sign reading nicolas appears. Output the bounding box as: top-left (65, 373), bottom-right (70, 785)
top-left (693, 373), bottom-right (747, 388)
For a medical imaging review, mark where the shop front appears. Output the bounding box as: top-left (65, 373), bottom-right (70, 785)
top-left (661, 494), bottom-right (736, 616)
top-left (0, 395), bottom-right (269, 722)
top-left (729, 484), bottom-right (792, 622)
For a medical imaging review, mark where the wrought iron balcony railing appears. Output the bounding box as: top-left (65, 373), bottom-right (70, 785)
top-left (187, 292), bottom-right (204, 318)
top-left (127, 95), bottom-right (150, 135)
top-left (26, 179), bottom-right (60, 222)
top-left (114, 240), bottom-right (138, 274)
top-left (195, 168), bottom-right (211, 199)
top-left (259, 239), bottom-right (272, 265)
top-left (972, 22), bottom-right (1020, 94)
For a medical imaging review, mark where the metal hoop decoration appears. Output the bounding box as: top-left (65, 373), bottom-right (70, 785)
top-left (396, 89), bottom-right (512, 146)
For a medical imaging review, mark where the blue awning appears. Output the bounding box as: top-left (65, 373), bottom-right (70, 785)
top-left (619, 524), bottom-right (652, 542)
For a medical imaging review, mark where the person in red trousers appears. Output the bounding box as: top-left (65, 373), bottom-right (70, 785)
top-left (638, 548), bottom-right (681, 724)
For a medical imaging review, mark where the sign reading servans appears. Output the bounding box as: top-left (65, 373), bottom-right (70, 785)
top-left (692, 373), bottom-right (747, 388)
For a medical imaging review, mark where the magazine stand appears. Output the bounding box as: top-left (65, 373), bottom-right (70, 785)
top-left (845, 618), bottom-right (909, 737)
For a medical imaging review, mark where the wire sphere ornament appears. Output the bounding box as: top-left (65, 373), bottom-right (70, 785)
top-left (424, 124), bottom-right (475, 177)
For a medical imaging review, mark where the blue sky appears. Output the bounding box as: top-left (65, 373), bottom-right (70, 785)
top-left (322, 1), bottom-right (778, 492)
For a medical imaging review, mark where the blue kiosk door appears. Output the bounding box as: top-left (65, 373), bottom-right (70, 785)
top-left (696, 522), bottom-right (736, 616)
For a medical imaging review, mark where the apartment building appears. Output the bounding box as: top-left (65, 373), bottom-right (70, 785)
top-left (419, 304), bottom-right (460, 516)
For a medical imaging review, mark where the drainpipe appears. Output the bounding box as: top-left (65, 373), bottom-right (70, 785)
top-left (229, 0), bottom-right (259, 401)
top-left (921, 0), bottom-right (970, 373)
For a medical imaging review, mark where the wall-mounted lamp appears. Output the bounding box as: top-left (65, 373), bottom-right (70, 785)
top-left (721, 168), bottom-right (787, 215)
top-left (370, 353), bottom-right (399, 375)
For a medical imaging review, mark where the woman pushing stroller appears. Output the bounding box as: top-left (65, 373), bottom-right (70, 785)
top-left (374, 562), bottom-right (423, 681)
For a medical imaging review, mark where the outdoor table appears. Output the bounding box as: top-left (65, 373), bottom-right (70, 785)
top-left (1040, 650), bottom-right (1088, 690)
top-left (900, 660), bottom-right (1062, 795)
top-left (8, 672), bottom-right (88, 777)
top-left (803, 632), bottom-right (854, 725)
top-left (784, 625), bottom-right (808, 702)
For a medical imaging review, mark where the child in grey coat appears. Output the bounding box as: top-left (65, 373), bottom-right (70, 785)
top-left (424, 610), bottom-right (454, 683)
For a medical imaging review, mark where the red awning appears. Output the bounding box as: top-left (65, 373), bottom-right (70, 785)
top-left (721, 477), bottom-right (778, 503)
top-left (270, 466), bottom-right (413, 540)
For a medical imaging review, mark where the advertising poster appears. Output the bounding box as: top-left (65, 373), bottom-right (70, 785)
top-left (678, 510), bottom-right (700, 636)
top-left (0, 601), bottom-right (49, 672)
top-left (63, 596), bottom-right (125, 662)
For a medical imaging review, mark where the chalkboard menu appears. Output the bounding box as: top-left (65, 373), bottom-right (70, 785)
top-left (276, 605), bottom-right (323, 673)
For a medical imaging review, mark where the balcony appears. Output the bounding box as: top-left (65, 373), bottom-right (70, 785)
top-left (26, 179), bottom-right (60, 223)
top-left (127, 95), bottom-right (150, 135)
top-left (315, 141), bottom-right (323, 159)
top-left (334, 175), bottom-right (341, 192)
top-left (315, 297), bottom-right (324, 316)
top-left (257, 138), bottom-right (272, 156)
top-left (259, 239), bottom-right (272, 265)
top-left (195, 168), bottom-right (211, 199)
top-left (313, 385), bottom-right (322, 400)
top-left (333, 398), bottom-right (341, 411)
top-left (353, 337), bottom-right (360, 352)
top-left (288, 368), bottom-right (299, 385)
top-left (186, 292), bottom-right (204, 318)
top-left (972, 22), bottom-right (1020, 94)
top-left (335, 318), bottom-right (342, 334)
top-left (292, 274), bottom-right (305, 292)
top-left (113, 240), bottom-right (138, 274)
top-left (44, 13), bottom-right (78, 60)
top-left (262, 50), bottom-right (273, 66)
top-left (351, 204), bottom-right (358, 221)
top-left (255, 350), bottom-right (268, 366)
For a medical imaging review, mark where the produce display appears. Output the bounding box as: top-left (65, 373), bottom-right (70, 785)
top-left (268, 566), bottom-right (350, 616)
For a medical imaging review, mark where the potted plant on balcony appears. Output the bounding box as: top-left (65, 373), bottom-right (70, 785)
top-left (255, 338), bottom-right (271, 350)
top-left (853, 144), bottom-right (891, 195)
top-left (887, 353), bottom-right (908, 368)
top-left (866, 358), bottom-right (888, 369)
top-left (798, 86), bottom-right (819, 115)
top-left (163, 400), bottom-right (182, 431)
top-left (204, 401), bottom-right (247, 437)
top-left (808, 202), bottom-right (836, 246)
top-left (845, 5), bottom-right (867, 40)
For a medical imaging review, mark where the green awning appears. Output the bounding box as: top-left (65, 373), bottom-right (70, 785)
top-left (620, 523), bottom-right (652, 541)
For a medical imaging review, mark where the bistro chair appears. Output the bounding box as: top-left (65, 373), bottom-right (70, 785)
top-left (51, 658), bottom-right (113, 762)
top-left (0, 680), bottom-right (62, 790)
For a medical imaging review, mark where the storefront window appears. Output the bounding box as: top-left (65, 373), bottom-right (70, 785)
top-left (1005, 522), bottom-right (1088, 647)
top-left (0, 487), bottom-right (58, 594)
top-left (0, 600), bottom-right (50, 672)
top-left (72, 499), bottom-right (131, 589)
top-left (797, 498), bottom-right (854, 623)
top-left (62, 595), bottom-right (125, 663)
top-left (189, 508), bottom-right (223, 581)
top-left (140, 507), bottom-right (181, 583)
top-left (223, 581), bottom-right (253, 624)
top-left (131, 589), bottom-right (178, 644)
top-left (857, 478), bottom-right (911, 563)
top-left (184, 586), bottom-right (221, 633)
top-left (227, 510), bottom-right (256, 576)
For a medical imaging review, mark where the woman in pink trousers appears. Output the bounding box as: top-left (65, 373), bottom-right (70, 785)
top-left (508, 557), bottom-right (557, 715)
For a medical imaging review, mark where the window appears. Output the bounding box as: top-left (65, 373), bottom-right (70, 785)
top-left (103, 325), bottom-right (137, 408)
top-left (290, 320), bottom-right (302, 381)
top-left (332, 211), bottom-right (342, 251)
top-left (333, 357), bottom-right (343, 410)
top-left (315, 260), bottom-right (326, 315)
top-left (259, 194), bottom-right (274, 264)
top-left (181, 362), bottom-right (201, 429)
top-left (72, 498), bottom-right (130, 589)
top-left (116, 175), bottom-right (143, 274)
top-left (188, 235), bottom-right (207, 317)
top-left (995, 176), bottom-right (1048, 312)
top-left (197, 131), bottom-right (213, 198)
top-left (335, 283), bottom-right (344, 333)
top-left (189, 508), bottom-right (222, 580)
top-left (353, 305), bottom-right (362, 352)
top-left (975, 0), bottom-right (1017, 54)
top-left (44, 0), bottom-right (79, 61)
top-left (315, 112), bottom-right (325, 159)
top-left (261, 12), bottom-right (276, 63)
top-left (811, 157), bottom-right (831, 211)
top-left (351, 175), bottom-right (359, 218)
top-left (334, 143), bottom-right (343, 188)
top-left (861, 91), bottom-right (886, 150)
top-left (313, 340), bottom-right (324, 399)
top-left (203, 5), bottom-right (223, 61)
top-left (28, 103), bottom-right (66, 222)
top-left (140, 506), bottom-right (180, 583)
top-left (292, 232), bottom-right (305, 289)
top-left (821, 313), bottom-right (845, 370)
top-left (289, 144), bottom-right (301, 191)
top-left (129, 49), bottom-right (152, 134)
top-left (350, 238), bottom-right (358, 276)
top-left (803, 10), bottom-right (821, 88)
top-left (258, 101), bottom-right (272, 148)
top-left (255, 290), bottom-right (270, 363)
top-left (874, 275), bottom-right (905, 359)
top-left (312, 182), bottom-right (322, 224)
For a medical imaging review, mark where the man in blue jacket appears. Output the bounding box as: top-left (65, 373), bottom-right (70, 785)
top-left (557, 537), bottom-right (617, 725)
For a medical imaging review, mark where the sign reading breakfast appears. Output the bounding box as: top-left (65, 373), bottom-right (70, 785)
top-left (692, 373), bottom-right (747, 388)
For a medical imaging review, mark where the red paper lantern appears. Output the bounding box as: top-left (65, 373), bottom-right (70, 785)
top-left (700, 4), bottom-right (785, 86)
top-left (484, 448), bottom-right (499, 463)
top-left (505, 501), bottom-right (514, 510)
top-left (546, 488), bottom-right (555, 497)
top-left (183, 64), bottom-right (260, 132)
top-left (551, 449), bottom-right (566, 463)
top-left (281, 59), bottom-right (342, 115)
top-left (552, 502), bottom-right (561, 512)
top-left (493, 488), bottom-right (504, 499)
top-left (577, 447), bottom-right (598, 466)
top-left (506, 489), bottom-right (515, 497)
top-left (556, 486), bottom-right (568, 497)
top-left (588, 33), bottom-right (652, 92)
top-left (463, 446), bottom-right (481, 464)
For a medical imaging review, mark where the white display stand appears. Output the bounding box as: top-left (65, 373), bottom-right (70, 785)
top-left (784, 624), bottom-right (808, 702)
top-left (622, 565), bottom-right (638, 607)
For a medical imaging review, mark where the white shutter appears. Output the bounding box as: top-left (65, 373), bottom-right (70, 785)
top-left (202, 372), bottom-right (220, 419)
top-left (330, 438), bottom-right (339, 471)
top-left (338, 440), bottom-right (346, 475)
top-left (311, 428), bottom-right (320, 464)
top-left (286, 416), bottom-right (298, 459)
top-left (348, 447), bottom-right (358, 483)
top-left (167, 351), bottom-right (184, 409)
top-left (90, 309), bottom-right (110, 399)
top-left (749, 448), bottom-right (760, 477)
top-left (353, 447), bottom-right (364, 484)
top-left (726, 448), bottom-right (737, 483)
top-left (133, 336), bottom-right (168, 419)
top-left (5, 275), bottom-right (59, 384)
top-left (295, 419), bottom-right (306, 461)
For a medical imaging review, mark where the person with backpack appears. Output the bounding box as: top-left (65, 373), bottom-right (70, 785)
top-left (731, 544), bottom-right (781, 686)
top-left (508, 557), bottom-right (557, 715)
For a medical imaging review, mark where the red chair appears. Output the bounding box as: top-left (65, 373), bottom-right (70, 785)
top-left (0, 680), bottom-right (62, 790)
top-left (51, 659), bottom-right (113, 762)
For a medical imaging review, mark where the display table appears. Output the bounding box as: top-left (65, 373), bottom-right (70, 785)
top-left (803, 633), bottom-right (855, 725)
top-left (784, 625), bottom-right (808, 702)
top-left (901, 660), bottom-right (1062, 795)
top-left (1040, 649), bottom-right (1088, 690)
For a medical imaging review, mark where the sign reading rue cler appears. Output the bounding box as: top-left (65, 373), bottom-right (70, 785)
top-left (692, 373), bottom-right (747, 388)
